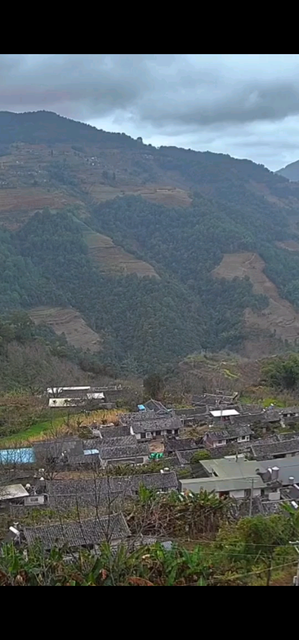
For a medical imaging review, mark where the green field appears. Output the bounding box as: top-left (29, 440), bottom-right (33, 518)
top-left (0, 414), bottom-right (68, 445)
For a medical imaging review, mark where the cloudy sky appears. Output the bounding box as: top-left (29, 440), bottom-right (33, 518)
top-left (1, 54), bottom-right (299, 170)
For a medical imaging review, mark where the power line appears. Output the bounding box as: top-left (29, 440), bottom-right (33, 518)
top-left (214, 559), bottom-right (298, 582)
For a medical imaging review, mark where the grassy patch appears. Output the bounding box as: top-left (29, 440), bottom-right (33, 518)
top-left (0, 408), bottom-right (124, 446)
top-left (262, 397), bottom-right (286, 408)
top-left (0, 415), bottom-right (67, 445)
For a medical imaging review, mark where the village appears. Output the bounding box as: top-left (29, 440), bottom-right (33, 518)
top-left (1, 384), bottom-right (299, 558)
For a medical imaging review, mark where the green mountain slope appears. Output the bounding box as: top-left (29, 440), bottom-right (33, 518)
top-left (2, 111), bottom-right (299, 372)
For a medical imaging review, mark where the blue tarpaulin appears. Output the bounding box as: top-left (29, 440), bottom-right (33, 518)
top-left (0, 447), bottom-right (35, 464)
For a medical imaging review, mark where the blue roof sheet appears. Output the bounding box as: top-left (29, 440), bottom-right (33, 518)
top-left (0, 447), bottom-right (35, 464)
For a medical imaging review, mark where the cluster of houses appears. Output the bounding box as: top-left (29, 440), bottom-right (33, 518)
top-left (1, 391), bottom-right (299, 554)
top-left (46, 385), bottom-right (123, 409)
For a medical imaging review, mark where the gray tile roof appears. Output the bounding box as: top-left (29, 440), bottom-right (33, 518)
top-left (33, 437), bottom-right (84, 459)
top-left (176, 449), bottom-right (206, 464)
top-left (99, 424), bottom-right (130, 438)
top-left (67, 453), bottom-right (100, 466)
top-left (165, 438), bottom-right (198, 453)
top-left (262, 410), bottom-right (281, 423)
top-left (251, 439), bottom-right (299, 460)
top-left (84, 436), bottom-right (137, 450)
top-left (99, 443), bottom-right (149, 460)
top-left (129, 414), bottom-right (182, 435)
top-left (280, 407), bottom-right (299, 415)
top-left (278, 432), bottom-right (299, 441)
top-left (207, 426), bottom-right (252, 441)
top-left (175, 408), bottom-right (207, 418)
top-left (144, 399), bottom-right (168, 413)
top-left (230, 414), bottom-right (263, 426)
top-left (46, 471), bottom-right (178, 504)
top-left (23, 513), bottom-right (130, 549)
top-left (202, 445), bottom-right (238, 459)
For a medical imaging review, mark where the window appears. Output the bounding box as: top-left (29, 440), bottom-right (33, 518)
top-left (156, 430), bottom-right (161, 436)
top-left (146, 432), bottom-right (152, 439)
top-left (140, 433), bottom-right (146, 440)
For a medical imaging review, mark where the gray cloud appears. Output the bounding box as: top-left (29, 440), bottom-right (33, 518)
top-left (1, 54), bottom-right (299, 169)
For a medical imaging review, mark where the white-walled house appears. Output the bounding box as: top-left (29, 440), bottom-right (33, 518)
top-left (179, 455), bottom-right (299, 500)
top-left (204, 426), bottom-right (252, 450)
top-left (126, 411), bottom-right (182, 441)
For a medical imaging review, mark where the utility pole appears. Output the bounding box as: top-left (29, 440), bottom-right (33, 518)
top-left (289, 541), bottom-right (299, 586)
top-left (249, 478), bottom-right (254, 517)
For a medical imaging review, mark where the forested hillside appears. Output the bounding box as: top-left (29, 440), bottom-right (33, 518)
top-left (1, 111), bottom-right (299, 373)
top-left (0, 310), bottom-right (103, 392)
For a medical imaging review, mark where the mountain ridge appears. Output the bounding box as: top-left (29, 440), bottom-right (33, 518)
top-left (277, 159), bottom-right (299, 182)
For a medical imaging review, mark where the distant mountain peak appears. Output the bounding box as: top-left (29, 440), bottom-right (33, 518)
top-left (277, 159), bottom-right (299, 181)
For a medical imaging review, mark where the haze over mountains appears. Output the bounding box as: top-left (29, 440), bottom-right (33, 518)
top-left (277, 160), bottom-right (299, 182)
top-left (2, 110), bottom-right (299, 375)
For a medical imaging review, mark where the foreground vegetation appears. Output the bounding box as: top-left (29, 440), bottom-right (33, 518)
top-left (1, 495), bottom-right (299, 586)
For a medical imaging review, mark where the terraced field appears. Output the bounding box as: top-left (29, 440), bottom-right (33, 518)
top-left (29, 307), bottom-right (102, 352)
top-left (213, 252), bottom-right (299, 350)
top-left (88, 184), bottom-right (192, 207)
top-left (0, 187), bottom-right (81, 228)
top-left (83, 229), bottom-right (159, 278)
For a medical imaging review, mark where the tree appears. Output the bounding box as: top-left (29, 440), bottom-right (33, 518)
top-left (191, 450), bottom-right (211, 463)
top-left (217, 514), bottom-right (292, 586)
top-left (143, 373), bottom-right (164, 400)
top-left (262, 355), bottom-right (299, 390)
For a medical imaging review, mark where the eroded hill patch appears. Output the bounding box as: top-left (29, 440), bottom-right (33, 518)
top-left (275, 240), bottom-right (299, 251)
top-left (29, 307), bottom-right (101, 352)
top-left (83, 229), bottom-right (159, 279)
top-left (213, 252), bottom-right (299, 346)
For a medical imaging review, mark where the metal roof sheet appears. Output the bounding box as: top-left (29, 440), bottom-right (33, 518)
top-left (210, 409), bottom-right (240, 417)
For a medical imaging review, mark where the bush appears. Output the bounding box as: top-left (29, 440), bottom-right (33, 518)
top-left (191, 450), bottom-right (212, 463)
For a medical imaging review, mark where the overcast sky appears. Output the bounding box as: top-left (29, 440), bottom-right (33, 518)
top-left (1, 54), bottom-right (299, 170)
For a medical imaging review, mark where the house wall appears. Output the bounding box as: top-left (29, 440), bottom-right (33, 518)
top-left (237, 435), bottom-right (250, 443)
top-left (135, 429), bottom-right (179, 441)
top-left (49, 398), bottom-right (79, 408)
top-left (180, 481), bottom-right (262, 499)
top-left (24, 495), bottom-right (45, 506)
top-left (229, 489), bottom-right (245, 499)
